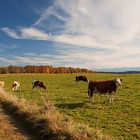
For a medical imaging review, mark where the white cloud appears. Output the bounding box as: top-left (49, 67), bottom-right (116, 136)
top-left (1, 44), bottom-right (140, 69)
top-left (0, 57), bottom-right (17, 66)
top-left (1, 27), bottom-right (50, 40)
top-left (53, 34), bottom-right (99, 48)
top-left (36, 0), bottom-right (140, 69)
top-left (0, 43), bottom-right (18, 52)
top-left (1, 27), bottom-right (21, 39)
top-left (2, 0), bottom-right (140, 47)
top-left (20, 27), bottom-right (50, 40)
top-left (1, 0), bottom-right (140, 69)
top-left (34, 0), bottom-right (140, 45)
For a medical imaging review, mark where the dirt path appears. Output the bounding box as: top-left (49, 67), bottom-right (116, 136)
top-left (0, 104), bottom-right (37, 140)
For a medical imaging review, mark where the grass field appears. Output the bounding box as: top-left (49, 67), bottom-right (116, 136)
top-left (0, 73), bottom-right (140, 140)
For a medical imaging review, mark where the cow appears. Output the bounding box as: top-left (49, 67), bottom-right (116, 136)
top-left (32, 80), bottom-right (47, 91)
top-left (75, 76), bottom-right (89, 83)
top-left (88, 78), bottom-right (122, 103)
top-left (0, 81), bottom-right (4, 91)
top-left (11, 81), bottom-right (20, 91)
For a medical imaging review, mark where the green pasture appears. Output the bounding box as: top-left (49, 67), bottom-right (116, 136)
top-left (0, 73), bottom-right (140, 140)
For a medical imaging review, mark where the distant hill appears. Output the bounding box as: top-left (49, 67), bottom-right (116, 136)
top-left (95, 67), bottom-right (140, 73)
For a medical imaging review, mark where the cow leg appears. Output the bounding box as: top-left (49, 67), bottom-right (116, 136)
top-left (32, 86), bottom-right (36, 93)
top-left (109, 94), bottom-right (114, 103)
top-left (38, 88), bottom-right (42, 96)
top-left (88, 89), bottom-right (94, 102)
top-left (89, 95), bottom-right (93, 102)
top-left (109, 95), bottom-right (112, 103)
top-left (12, 86), bottom-right (16, 91)
top-left (109, 91), bottom-right (116, 103)
top-left (91, 95), bottom-right (94, 102)
top-left (32, 85), bottom-right (35, 91)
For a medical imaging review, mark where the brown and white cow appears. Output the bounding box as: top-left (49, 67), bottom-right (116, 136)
top-left (32, 80), bottom-right (47, 91)
top-left (88, 78), bottom-right (122, 103)
top-left (0, 81), bottom-right (4, 91)
top-left (75, 76), bottom-right (89, 83)
top-left (11, 81), bottom-right (20, 91)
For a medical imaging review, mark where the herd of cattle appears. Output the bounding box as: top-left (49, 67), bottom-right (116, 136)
top-left (0, 76), bottom-right (122, 103)
top-left (0, 80), bottom-right (46, 91)
top-left (75, 76), bottom-right (122, 103)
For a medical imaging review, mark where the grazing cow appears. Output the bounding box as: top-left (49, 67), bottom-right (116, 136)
top-left (88, 78), bottom-right (122, 103)
top-left (0, 81), bottom-right (4, 91)
top-left (75, 76), bottom-right (88, 83)
top-left (32, 80), bottom-right (47, 91)
top-left (12, 81), bottom-right (20, 91)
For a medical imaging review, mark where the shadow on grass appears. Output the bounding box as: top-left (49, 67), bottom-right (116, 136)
top-left (56, 102), bottom-right (85, 109)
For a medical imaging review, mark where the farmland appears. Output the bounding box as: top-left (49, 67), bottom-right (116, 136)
top-left (0, 73), bottom-right (140, 140)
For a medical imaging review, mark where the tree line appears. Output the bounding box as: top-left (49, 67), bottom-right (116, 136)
top-left (0, 65), bottom-right (94, 74)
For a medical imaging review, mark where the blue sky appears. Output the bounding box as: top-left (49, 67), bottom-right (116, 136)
top-left (0, 0), bottom-right (140, 70)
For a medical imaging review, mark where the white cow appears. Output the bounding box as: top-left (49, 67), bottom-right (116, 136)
top-left (12, 81), bottom-right (20, 91)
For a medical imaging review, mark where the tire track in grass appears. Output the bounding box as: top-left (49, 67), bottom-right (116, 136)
top-left (0, 104), bottom-right (37, 140)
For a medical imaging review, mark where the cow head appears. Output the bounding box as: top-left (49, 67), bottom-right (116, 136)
top-left (43, 85), bottom-right (47, 90)
top-left (39, 82), bottom-right (47, 91)
top-left (115, 78), bottom-right (122, 86)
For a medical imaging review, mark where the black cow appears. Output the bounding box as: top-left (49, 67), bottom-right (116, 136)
top-left (32, 80), bottom-right (47, 91)
top-left (75, 76), bottom-right (88, 83)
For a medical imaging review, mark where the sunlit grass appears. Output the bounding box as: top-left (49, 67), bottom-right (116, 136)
top-left (0, 73), bottom-right (140, 140)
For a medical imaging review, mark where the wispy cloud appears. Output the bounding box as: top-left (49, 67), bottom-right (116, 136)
top-left (33, 0), bottom-right (140, 45)
top-left (0, 57), bottom-right (17, 66)
top-left (2, 0), bottom-right (140, 46)
top-left (1, 27), bottom-right (50, 40)
top-left (1, 0), bottom-right (140, 69)
top-left (1, 27), bottom-right (21, 39)
top-left (0, 43), bottom-right (18, 52)
top-left (1, 44), bottom-right (140, 69)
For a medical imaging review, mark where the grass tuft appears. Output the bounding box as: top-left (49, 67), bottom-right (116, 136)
top-left (0, 91), bottom-right (111, 140)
